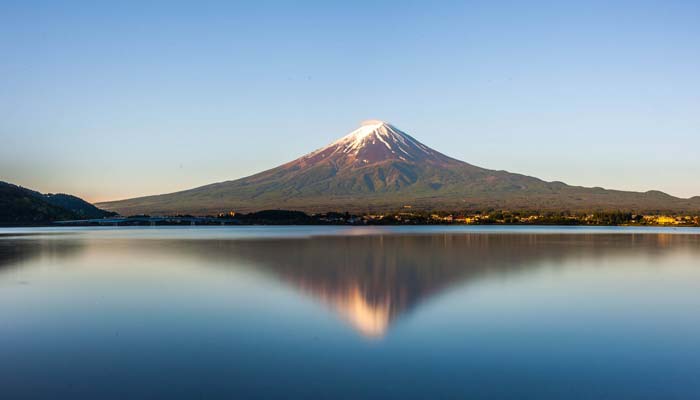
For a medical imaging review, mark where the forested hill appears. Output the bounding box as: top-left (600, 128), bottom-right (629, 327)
top-left (0, 181), bottom-right (116, 226)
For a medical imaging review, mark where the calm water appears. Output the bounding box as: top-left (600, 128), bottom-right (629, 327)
top-left (1, 226), bottom-right (699, 399)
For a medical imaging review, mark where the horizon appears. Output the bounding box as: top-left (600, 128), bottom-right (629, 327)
top-left (2, 1), bottom-right (699, 203)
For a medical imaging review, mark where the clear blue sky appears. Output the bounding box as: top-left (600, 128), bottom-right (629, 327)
top-left (1, 0), bottom-right (699, 202)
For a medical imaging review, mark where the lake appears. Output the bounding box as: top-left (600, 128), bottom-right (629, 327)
top-left (1, 226), bottom-right (699, 399)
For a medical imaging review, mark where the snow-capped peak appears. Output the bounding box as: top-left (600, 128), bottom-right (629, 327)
top-left (337, 120), bottom-right (391, 148)
top-left (303, 120), bottom-right (444, 166)
top-left (329, 120), bottom-right (428, 153)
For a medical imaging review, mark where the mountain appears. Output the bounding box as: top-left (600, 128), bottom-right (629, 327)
top-left (97, 120), bottom-right (700, 215)
top-left (0, 181), bottom-right (115, 225)
top-left (43, 193), bottom-right (117, 219)
top-left (0, 182), bottom-right (78, 225)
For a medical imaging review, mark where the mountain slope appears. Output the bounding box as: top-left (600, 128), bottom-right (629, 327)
top-left (43, 193), bottom-right (117, 219)
top-left (0, 181), bottom-right (115, 225)
top-left (0, 182), bottom-right (78, 225)
top-left (97, 121), bottom-right (700, 215)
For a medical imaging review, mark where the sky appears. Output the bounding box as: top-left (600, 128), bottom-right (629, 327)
top-left (1, 0), bottom-right (699, 202)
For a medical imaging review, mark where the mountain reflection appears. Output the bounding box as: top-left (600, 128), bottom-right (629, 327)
top-left (195, 233), bottom-right (700, 337)
top-left (2, 231), bottom-right (699, 338)
top-left (0, 234), bottom-right (84, 272)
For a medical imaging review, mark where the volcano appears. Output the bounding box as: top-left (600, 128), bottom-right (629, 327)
top-left (98, 120), bottom-right (700, 215)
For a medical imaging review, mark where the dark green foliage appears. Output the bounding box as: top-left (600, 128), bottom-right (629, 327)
top-left (592, 211), bottom-right (634, 225)
top-left (0, 182), bottom-right (77, 225)
top-left (234, 210), bottom-right (315, 225)
top-left (0, 181), bottom-right (115, 226)
top-left (43, 193), bottom-right (117, 219)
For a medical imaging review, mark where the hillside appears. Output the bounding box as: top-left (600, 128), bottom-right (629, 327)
top-left (43, 193), bottom-right (117, 219)
top-left (0, 181), bottom-right (115, 225)
top-left (97, 121), bottom-right (700, 215)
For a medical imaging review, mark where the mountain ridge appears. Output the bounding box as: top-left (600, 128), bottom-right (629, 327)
top-left (0, 181), bottom-right (116, 225)
top-left (97, 121), bottom-right (700, 215)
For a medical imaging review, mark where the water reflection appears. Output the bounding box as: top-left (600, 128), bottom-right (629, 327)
top-left (207, 233), bottom-right (700, 337)
top-left (3, 229), bottom-right (700, 398)
top-left (4, 231), bottom-right (697, 338)
top-left (0, 236), bottom-right (84, 273)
